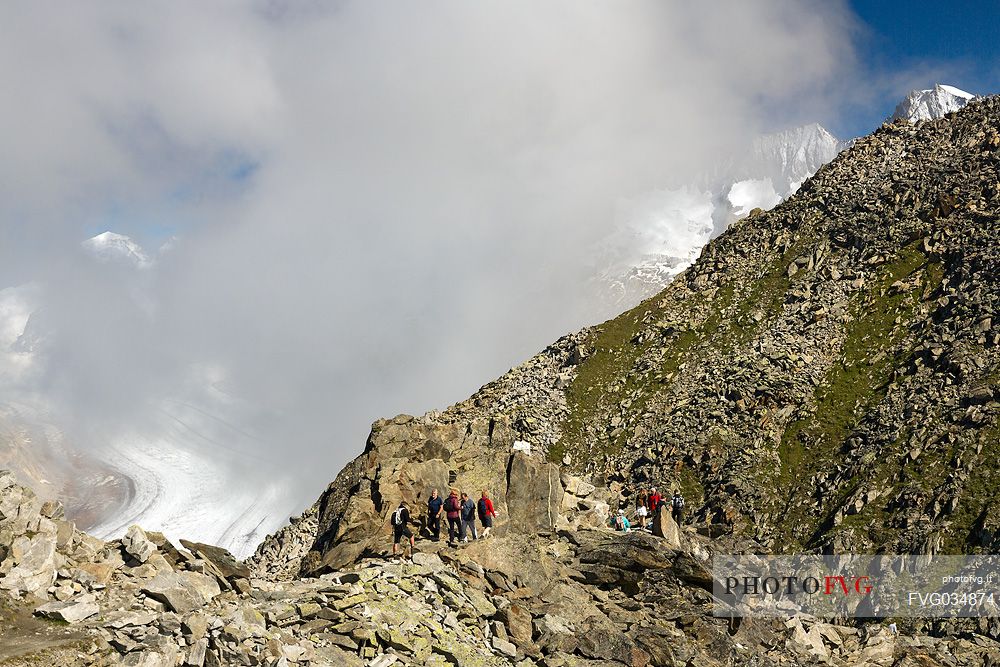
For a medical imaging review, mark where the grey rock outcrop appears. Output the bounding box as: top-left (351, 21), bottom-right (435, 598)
top-left (121, 525), bottom-right (157, 564)
top-left (140, 571), bottom-right (221, 613)
top-left (35, 597), bottom-right (100, 623)
top-left (505, 451), bottom-right (562, 533)
top-left (651, 506), bottom-right (682, 548)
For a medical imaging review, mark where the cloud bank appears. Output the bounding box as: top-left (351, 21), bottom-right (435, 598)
top-left (0, 1), bottom-right (860, 551)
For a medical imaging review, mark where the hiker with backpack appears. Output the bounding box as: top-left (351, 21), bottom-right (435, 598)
top-left (671, 490), bottom-right (685, 525)
top-left (478, 490), bottom-right (498, 538)
top-left (427, 489), bottom-right (444, 541)
top-left (460, 492), bottom-right (477, 542)
top-left (391, 501), bottom-right (414, 559)
top-left (445, 489), bottom-right (462, 545)
top-left (611, 508), bottom-right (631, 533)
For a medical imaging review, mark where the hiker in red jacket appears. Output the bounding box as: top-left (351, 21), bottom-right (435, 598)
top-left (648, 487), bottom-right (662, 515)
top-left (445, 489), bottom-right (462, 545)
top-left (478, 490), bottom-right (498, 538)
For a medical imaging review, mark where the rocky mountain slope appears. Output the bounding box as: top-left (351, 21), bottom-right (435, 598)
top-left (301, 95), bottom-right (999, 570)
top-left (251, 96), bottom-right (1000, 663)
top-left (556, 94), bottom-right (999, 558)
top-left (5, 464), bottom-right (999, 667)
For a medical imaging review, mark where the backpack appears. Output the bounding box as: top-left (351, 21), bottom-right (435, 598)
top-left (673, 495), bottom-right (685, 509)
top-left (392, 507), bottom-right (406, 526)
top-left (477, 498), bottom-right (488, 518)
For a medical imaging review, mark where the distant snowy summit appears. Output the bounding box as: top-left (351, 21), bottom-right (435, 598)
top-left (744, 122), bottom-right (846, 196)
top-left (591, 122), bottom-right (848, 313)
top-left (591, 84), bottom-right (979, 314)
top-left (890, 84), bottom-right (976, 123)
top-left (83, 231), bottom-right (151, 268)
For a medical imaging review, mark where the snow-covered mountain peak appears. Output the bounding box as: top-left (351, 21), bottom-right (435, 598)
top-left (890, 84), bottom-right (976, 123)
top-left (83, 231), bottom-right (151, 268)
top-left (746, 122), bottom-right (845, 196)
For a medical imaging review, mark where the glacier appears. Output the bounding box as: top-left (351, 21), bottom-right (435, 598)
top-left (0, 235), bottom-right (296, 558)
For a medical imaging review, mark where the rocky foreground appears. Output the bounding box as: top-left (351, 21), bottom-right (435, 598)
top-left (5, 465), bottom-right (1000, 666)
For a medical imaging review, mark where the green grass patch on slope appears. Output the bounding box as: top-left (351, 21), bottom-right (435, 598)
top-left (549, 293), bottom-right (703, 463)
top-left (725, 245), bottom-right (800, 348)
top-left (552, 234), bottom-right (815, 464)
top-left (775, 241), bottom-right (943, 546)
top-left (940, 422), bottom-right (1000, 553)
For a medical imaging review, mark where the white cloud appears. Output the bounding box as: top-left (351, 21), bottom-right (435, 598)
top-left (0, 1), bottom-right (861, 550)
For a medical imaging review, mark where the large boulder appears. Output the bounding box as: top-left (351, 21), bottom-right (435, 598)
top-left (0, 532), bottom-right (58, 596)
top-left (145, 531), bottom-right (186, 568)
top-left (569, 530), bottom-right (672, 572)
top-left (651, 506), bottom-right (682, 549)
top-left (565, 530), bottom-right (674, 594)
top-left (35, 597), bottom-right (100, 623)
top-left (576, 616), bottom-right (651, 666)
top-left (499, 602), bottom-right (534, 648)
top-left (534, 614), bottom-right (578, 655)
top-left (141, 571), bottom-right (221, 613)
top-left (73, 561), bottom-right (116, 586)
top-left (316, 493), bottom-right (380, 571)
top-left (505, 452), bottom-right (562, 533)
top-left (0, 471), bottom-right (43, 536)
top-left (122, 525), bottom-right (157, 564)
top-left (179, 540), bottom-right (251, 583)
top-left (0, 469), bottom-right (15, 493)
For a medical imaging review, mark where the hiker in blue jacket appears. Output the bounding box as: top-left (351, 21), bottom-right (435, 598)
top-left (427, 489), bottom-right (444, 541)
top-left (460, 492), bottom-right (478, 542)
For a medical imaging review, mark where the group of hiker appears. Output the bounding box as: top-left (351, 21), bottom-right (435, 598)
top-left (611, 486), bottom-right (685, 533)
top-left (391, 488), bottom-right (498, 557)
top-left (391, 483), bottom-right (684, 556)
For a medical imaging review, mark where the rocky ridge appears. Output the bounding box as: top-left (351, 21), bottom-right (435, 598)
top-left (299, 96), bottom-right (1000, 572)
top-left (251, 97), bottom-right (1000, 663)
top-left (8, 467), bottom-right (1000, 666)
top-left (553, 96), bottom-right (1000, 556)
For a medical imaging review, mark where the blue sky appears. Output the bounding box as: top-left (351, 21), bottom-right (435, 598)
top-left (836, 0), bottom-right (1000, 138)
